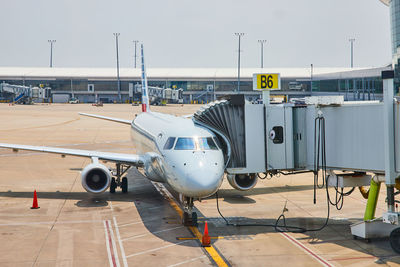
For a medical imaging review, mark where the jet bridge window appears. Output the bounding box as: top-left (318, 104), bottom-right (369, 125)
top-left (163, 137), bottom-right (176, 150)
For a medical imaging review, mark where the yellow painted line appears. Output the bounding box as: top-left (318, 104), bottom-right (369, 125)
top-left (151, 182), bottom-right (229, 267)
top-left (177, 236), bottom-right (224, 240)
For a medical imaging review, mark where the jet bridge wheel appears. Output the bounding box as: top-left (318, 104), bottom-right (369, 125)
top-left (110, 178), bottom-right (117, 193)
top-left (390, 227), bottom-right (400, 253)
top-left (121, 177), bottom-right (128, 193)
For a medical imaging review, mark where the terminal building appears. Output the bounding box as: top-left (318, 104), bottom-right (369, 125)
top-left (0, 66), bottom-right (391, 103)
top-left (0, 0), bottom-right (396, 104)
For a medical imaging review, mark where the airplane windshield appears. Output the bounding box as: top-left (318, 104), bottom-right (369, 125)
top-left (174, 137), bottom-right (218, 150)
top-left (175, 138), bottom-right (196, 150)
top-left (163, 137), bottom-right (176, 150)
top-left (198, 137), bottom-right (218, 150)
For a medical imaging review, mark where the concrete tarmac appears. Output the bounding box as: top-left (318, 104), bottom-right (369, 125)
top-left (0, 103), bottom-right (399, 266)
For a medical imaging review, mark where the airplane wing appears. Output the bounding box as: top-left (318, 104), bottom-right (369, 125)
top-left (0, 143), bottom-right (144, 166)
top-left (79, 113), bottom-right (132, 125)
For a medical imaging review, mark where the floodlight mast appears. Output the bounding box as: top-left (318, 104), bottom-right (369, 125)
top-left (235, 33), bottom-right (245, 93)
top-left (48, 40), bottom-right (56, 68)
top-left (114, 33), bottom-right (121, 102)
top-left (258, 40), bottom-right (267, 68)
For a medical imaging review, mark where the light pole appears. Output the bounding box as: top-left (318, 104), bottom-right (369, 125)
top-left (349, 38), bottom-right (355, 68)
top-left (133, 40), bottom-right (139, 68)
top-left (235, 32), bottom-right (245, 93)
top-left (310, 63), bottom-right (313, 94)
top-left (48, 40), bottom-right (56, 68)
top-left (258, 40), bottom-right (266, 68)
top-left (114, 33), bottom-right (121, 102)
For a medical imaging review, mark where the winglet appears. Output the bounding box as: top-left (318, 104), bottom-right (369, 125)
top-left (140, 44), bottom-right (150, 112)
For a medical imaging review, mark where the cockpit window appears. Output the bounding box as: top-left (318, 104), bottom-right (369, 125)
top-left (163, 137), bottom-right (176, 150)
top-left (175, 138), bottom-right (196, 150)
top-left (174, 137), bottom-right (218, 150)
top-left (198, 137), bottom-right (218, 150)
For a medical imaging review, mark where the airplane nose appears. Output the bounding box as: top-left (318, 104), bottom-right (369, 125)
top-left (183, 167), bottom-right (224, 197)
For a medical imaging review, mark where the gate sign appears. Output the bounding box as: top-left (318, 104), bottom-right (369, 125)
top-left (253, 73), bottom-right (281, 90)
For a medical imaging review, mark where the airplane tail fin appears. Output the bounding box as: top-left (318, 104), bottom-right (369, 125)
top-left (140, 44), bottom-right (150, 112)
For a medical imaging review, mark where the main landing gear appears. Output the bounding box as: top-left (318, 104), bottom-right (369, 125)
top-left (110, 163), bottom-right (131, 194)
top-left (181, 195), bottom-right (198, 226)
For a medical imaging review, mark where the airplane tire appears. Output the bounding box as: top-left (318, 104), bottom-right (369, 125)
top-left (191, 212), bottom-right (198, 227)
top-left (121, 177), bottom-right (128, 193)
top-left (182, 212), bottom-right (189, 226)
top-left (390, 227), bottom-right (400, 254)
top-left (110, 178), bottom-right (117, 193)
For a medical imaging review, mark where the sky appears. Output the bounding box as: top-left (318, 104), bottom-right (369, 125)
top-left (0, 0), bottom-right (392, 68)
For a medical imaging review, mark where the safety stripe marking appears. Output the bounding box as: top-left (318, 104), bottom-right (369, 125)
top-left (151, 182), bottom-right (229, 267)
top-left (113, 217), bottom-right (128, 267)
top-left (280, 232), bottom-right (332, 267)
top-left (104, 220), bottom-right (120, 267)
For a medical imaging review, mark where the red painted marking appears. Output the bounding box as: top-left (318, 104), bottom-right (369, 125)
top-left (142, 104), bottom-right (146, 112)
top-left (281, 232), bottom-right (332, 267)
top-left (105, 220), bottom-right (117, 267)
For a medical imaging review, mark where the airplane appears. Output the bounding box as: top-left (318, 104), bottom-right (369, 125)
top-left (0, 44), bottom-right (225, 226)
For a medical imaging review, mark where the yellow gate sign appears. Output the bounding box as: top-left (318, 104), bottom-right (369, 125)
top-left (253, 73), bottom-right (281, 90)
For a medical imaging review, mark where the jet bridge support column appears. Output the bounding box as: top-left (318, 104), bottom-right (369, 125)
top-left (382, 70), bottom-right (396, 214)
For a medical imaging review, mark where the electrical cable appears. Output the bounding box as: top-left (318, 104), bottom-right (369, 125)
top-left (257, 172), bottom-right (269, 180)
top-left (215, 186), bottom-right (330, 233)
top-left (215, 111), bottom-right (356, 233)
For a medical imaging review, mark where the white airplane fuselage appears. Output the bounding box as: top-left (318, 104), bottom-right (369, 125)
top-left (130, 111), bottom-right (225, 198)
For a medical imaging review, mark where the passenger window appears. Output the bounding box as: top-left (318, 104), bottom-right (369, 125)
top-left (175, 138), bottom-right (195, 150)
top-left (163, 137), bottom-right (176, 150)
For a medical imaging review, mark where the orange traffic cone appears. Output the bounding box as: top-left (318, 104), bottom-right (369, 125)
top-left (202, 221), bottom-right (211, 247)
top-left (31, 190), bottom-right (40, 209)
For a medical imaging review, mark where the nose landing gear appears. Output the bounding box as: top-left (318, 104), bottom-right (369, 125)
top-left (181, 195), bottom-right (198, 226)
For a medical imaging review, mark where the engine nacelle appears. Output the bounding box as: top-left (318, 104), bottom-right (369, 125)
top-left (81, 163), bottom-right (111, 194)
top-left (227, 173), bottom-right (257, 191)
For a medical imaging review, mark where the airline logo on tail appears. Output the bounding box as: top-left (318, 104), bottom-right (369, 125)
top-left (141, 44), bottom-right (150, 112)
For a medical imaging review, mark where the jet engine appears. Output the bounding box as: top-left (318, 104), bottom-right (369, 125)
top-left (227, 173), bottom-right (257, 191)
top-left (81, 163), bottom-right (111, 193)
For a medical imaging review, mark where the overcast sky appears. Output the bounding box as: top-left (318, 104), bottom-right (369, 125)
top-left (0, 0), bottom-right (391, 68)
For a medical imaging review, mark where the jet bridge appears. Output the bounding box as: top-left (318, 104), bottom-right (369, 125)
top-left (0, 82), bottom-right (51, 104)
top-left (192, 71), bottom-right (400, 252)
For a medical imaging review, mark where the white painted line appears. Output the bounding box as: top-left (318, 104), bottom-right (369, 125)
top-left (167, 255), bottom-right (207, 267)
top-left (113, 217), bottom-right (128, 267)
top-left (125, 240), bottom-right (191, 258)
top-left (118, 217), bottom-right (160, 228)
top-left (110, 201), bottom-right (114, 212)
top-left (0, 219), bottom-right (104, 226)
top-left (151, 181), bottom-right (175, 200)
top-left (103, 220), bottom-right (115, 267)
top-left (122, 226), bottom-right (184, 241)
top-left (107, 220), bottom-right (121, 267)
top-left (280, 232), bottom-right (332, 267)
top-left (147, 205), bottom-right (165, 210)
